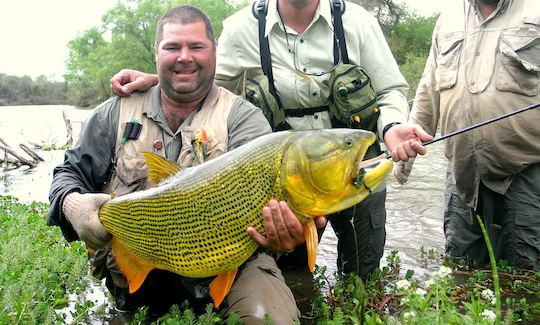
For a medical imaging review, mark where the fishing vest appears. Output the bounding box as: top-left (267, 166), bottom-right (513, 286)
top-left (246, 0), bottom-right (380, 131)
top-left (106, 85), bottom-right (233, 197)
top-left (96, 86), bottom-right (234, 289)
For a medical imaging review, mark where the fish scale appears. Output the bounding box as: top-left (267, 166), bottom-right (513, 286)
top-left (100, 132), bottom-right (290, 278)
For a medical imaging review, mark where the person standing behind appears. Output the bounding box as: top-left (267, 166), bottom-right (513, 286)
top-left (49, 6), bottom-right (314, 323)
top-left (393, 0), bottom-right (540, 269)
top-left (111, 0), bottom-right (429, 280)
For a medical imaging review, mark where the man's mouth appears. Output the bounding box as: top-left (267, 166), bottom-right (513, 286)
top-left (173, 67), bottom-right (197, 78)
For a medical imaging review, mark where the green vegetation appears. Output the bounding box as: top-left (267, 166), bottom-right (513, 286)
top-left (1, 197), bottom-right (538, 324)
top-left (0, 196), bottom-right (102, 324)
top-left (309, 251), bottom-right (540, 324)
top-left (0, 74), bottom-right (68, 106)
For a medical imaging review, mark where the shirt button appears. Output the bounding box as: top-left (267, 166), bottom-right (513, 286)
top-left (303, 68), bottom-right (307, 72)
top-left (173, 135), bottom-right (179, 140)
top-left (475, 51), bottom-right (480, 56)
top-left (312, 92), bottom-right (317, 96)
top-left (300, 39), bottom-right (304, 43)
top-left (314, 115), bottom-right (319, 120)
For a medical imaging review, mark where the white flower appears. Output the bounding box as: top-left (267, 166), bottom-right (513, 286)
top-left (481, 289), bottom-right (494, 300)
top-left (438, 265), bottom-right (452, 276)
top-left (396, 279), bottom-right (411, 291)
top-left (400, 297), bottom-right (409, 305)
top-left (481, 309), bottom-right (496, 322)
top-left (425, 279), bottom-right (435, 287)
top-left (431, 265), bottom-right (453, 280)
top-left (415, 288), bottom-right (427, 297)
top-left (403, 311), bottom-right (416, 319)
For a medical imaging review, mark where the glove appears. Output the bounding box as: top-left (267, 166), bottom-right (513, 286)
top-left (62, 192), bottom-right (112, 249)
top-left (393, 157), bottom-right (415, 185)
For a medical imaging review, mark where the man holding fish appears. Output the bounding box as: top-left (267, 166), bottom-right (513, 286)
top-left (49, 6), bottom-right (313, 322)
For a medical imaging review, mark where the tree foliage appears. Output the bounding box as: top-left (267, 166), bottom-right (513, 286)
top-left (0, 73), bottom-right (67, 106)
top-left (64, 0), bottom-right (245, 107)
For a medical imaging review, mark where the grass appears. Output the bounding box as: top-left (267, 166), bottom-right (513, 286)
top-left (1, 196), bottom-right (539, 324)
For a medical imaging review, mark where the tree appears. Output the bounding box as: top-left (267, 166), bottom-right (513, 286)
top-left (0, 73), bottom-right (67, 106)
top-left (352, 0), bottom-right (409, 36)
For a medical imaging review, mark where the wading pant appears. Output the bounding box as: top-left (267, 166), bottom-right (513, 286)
top-left (444, 163), bottom-right (540, 270)
top-left (276, 190), bottom-right (386, 280)
top-left (93, 251), bottom-right (299, 323)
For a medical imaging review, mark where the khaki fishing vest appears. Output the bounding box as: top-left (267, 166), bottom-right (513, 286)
top-left (106, 87), bottom-right (234, 196)
top-left (96, 87), bottom-right (235, 288)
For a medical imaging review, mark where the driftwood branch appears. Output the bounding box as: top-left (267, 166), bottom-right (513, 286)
top-left (19, 144), bottom-right (45, 162)
top-left (0, 137), bottom-right (38, 168)
top-left (63, 109), bottom-right (73, 148)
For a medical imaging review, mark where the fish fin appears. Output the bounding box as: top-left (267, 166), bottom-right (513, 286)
top-left (111, 237), bottom-right (154, 294)
top-left (142, 151), bottom-right (182, 184)
top-left (209, 268), bottom-right (238, 308)
top-left (86, 245), bottom-right (96, 257)
top-left (304, 219), bottom-right (319, 273)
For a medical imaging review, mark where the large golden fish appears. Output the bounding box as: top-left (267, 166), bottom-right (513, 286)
top-left (99, 129), bottom-right (392, 307)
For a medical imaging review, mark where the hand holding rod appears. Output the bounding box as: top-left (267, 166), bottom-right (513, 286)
top-left (382, 102), bottom-right (539, 161)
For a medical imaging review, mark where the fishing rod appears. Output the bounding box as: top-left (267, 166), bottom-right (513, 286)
top-left (422, 102), bottom-right (540, 146)
top-left (361, 102), bottom-right (540, 166)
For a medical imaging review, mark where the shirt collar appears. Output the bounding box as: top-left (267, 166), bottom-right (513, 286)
top-left (470, 0), bottom-right (509, 18)
top-left (143, 85), bottom-right (163, 121)
top-left (143, 83), bottom-right (220, 121)
top-left (265, 0), bottom-right (334, 37)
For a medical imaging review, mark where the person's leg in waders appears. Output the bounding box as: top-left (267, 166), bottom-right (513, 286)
top-left (220, 252), bottom-right (300, 324)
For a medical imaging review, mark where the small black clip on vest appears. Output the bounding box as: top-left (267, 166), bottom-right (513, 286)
top-left (121, 119), bottom-right (142, 145)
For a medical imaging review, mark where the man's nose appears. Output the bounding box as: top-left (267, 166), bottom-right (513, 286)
top-left (177, 48), bottom-right (192, 62)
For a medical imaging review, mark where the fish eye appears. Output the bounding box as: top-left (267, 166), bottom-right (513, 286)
top-left (344, 137), bottom-right (353, 146)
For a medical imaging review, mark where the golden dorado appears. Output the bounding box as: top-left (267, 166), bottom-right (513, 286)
top-left (98, 129), bottom-right (393, 307)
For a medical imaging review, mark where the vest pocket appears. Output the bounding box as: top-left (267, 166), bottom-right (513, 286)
top-left (110, 155), bottom-right (149, 196)
top-left (436, 32), bottom-right (464, 91)
top-left (496, 25), bottom-right (540, 96)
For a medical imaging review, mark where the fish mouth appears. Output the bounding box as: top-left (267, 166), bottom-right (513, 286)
top-left (353, 154), bottom-right (393, 192)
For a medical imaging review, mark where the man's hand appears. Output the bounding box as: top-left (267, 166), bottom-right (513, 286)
top-left (247, 199), bottom-right (327, 251)
top-left (393, 158), bottom-right (415, 185)
top-left (110, 69), bottom-right (158, 96)
top-left (383, 123), bottom-right (433, 162)
top-left (62, 192), bottom-right (112, 249)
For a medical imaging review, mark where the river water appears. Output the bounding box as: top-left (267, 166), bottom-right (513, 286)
top-left (0, 105), bottom-right (447, 280)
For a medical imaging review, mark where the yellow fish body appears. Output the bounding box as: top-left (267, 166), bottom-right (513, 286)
top-left (99, 129), bottom-right (393, 307)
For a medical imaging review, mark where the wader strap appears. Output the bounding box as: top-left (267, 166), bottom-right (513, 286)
top-left (332, 0), bottom-right (349, 64)
top-left (284, 106), bottom-right (329, 117)
top-left (254, 0), bottom-right (283, 108)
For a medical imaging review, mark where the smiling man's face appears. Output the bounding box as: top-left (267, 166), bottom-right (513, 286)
top-left (156, 21), bottom-right (216, 104)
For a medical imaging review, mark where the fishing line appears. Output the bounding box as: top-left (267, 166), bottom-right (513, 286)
top-left (349, 203), bottom-right (361, 275)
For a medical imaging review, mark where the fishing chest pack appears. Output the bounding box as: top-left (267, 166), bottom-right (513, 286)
top-left (245, 0), bottom-right (380, 131)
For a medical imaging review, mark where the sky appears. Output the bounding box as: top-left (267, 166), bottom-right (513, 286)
top-left (0, 0), bottom-right (452, 80)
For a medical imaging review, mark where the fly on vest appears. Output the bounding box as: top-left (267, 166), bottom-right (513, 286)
top-left (245, 0), bottom-right (380, 131)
